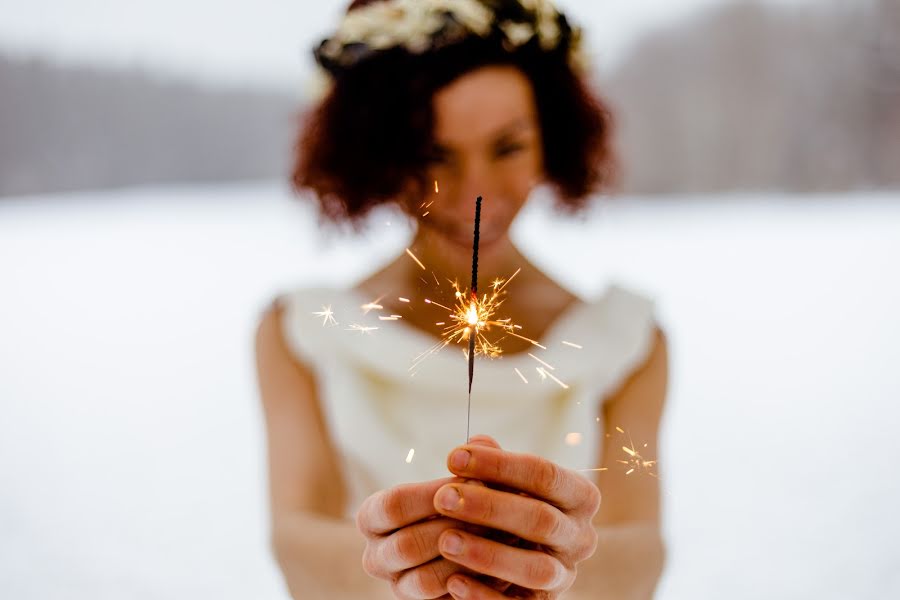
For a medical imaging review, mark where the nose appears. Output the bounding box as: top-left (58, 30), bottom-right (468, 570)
top-left (452, 158), bottom-right (497, 219)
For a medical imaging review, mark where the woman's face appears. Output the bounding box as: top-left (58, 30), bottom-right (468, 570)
top-left (410, 65), bottom-right (545, 254)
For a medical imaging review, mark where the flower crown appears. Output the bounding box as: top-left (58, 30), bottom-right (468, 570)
top-left (314, 0), bottom-right (587, 77)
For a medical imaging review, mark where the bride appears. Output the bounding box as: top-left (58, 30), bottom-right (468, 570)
top-left (255, 1), bottom-right (668, 598)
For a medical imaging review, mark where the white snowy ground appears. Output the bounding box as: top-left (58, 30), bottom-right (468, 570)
top-left (1, 181), bottom-right (898, 599)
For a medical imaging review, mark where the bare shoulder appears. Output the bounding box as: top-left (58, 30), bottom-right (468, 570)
top-left (255, 297), bottom-right (296, 373)
top-left (255, 296), bottom-right (347, 518)
top-left (605, 324), bottom-right (668, 409)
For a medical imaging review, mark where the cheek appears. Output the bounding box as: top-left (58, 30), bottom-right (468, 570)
top-left (497, 153), bottom-right (543, 204)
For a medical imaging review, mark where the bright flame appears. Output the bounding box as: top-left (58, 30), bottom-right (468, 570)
top-left (411, 268), bottom-right (546, 371)
top-left (466, 301), bottom-right (479, 327)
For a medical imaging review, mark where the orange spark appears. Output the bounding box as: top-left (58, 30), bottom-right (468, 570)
top-left (405, 248), bottom-right (426, 271)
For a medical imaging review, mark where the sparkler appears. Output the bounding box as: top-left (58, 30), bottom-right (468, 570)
top-left (464, 196), bottom-right (483, 442)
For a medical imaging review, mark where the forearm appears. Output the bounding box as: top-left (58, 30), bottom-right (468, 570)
top-left (272, 510), bottom-right (393, 600)
top-left (565, 522), bottom-right (665, 600)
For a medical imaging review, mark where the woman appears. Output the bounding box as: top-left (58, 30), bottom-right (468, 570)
top-left (255, 1), bottom-right (668, 598)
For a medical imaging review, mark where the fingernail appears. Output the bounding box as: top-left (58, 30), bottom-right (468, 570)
top-left (447, 576), bottom-right (467, 597)
top-left (442, 532), bottom-right (464, 556)
top-left (450, 450), bottom-right (470, 470)
top-left (438, 486), bottom-right (462, 510)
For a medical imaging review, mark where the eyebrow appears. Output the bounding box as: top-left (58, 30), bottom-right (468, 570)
top-left (493, 117), bottom-right (535, 139)
top-left (432, 117), bottom-right (536, 152)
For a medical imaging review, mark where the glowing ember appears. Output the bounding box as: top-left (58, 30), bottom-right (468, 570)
top-left (577, 426), bottom-right (658, 478)
top-left (617, 435), bottom-right (657, 477)
top-left (528, 352), bottom-right (555, 370)
top-left (405, 248), bottom-right (426, 271)
top-left (536, 367), bottom-right (569, 389)
top-left (312, 305), bottom-right (338, 327)
top-left (562, 341), bottom-right (583, 349)
top-left (405, 448), bottom-right (415, 464)
top-left (346, 324), bottom-right (378, 334)
top-left (514, 367), bottom-right (529, 384)
top-left (361, 298), bottom-right (384, 314)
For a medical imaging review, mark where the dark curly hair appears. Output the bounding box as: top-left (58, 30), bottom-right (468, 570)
top-left (292, 0), bottom-right (618, 223)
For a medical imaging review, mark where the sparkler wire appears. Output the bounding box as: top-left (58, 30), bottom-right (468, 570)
top-left (466, 196), bottom-right (482, 443)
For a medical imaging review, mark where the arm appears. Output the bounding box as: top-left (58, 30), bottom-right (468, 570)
top-left (566, 326), bottom-right (669, 600)
top-left (255, 300), bottom-right (393, 600)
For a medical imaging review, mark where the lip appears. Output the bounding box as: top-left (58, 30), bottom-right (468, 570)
top-left (424, 217), bottom-right (503, 250)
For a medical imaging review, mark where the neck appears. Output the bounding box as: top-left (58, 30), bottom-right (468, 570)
top-left (407, 228), bottom-right (526, 292)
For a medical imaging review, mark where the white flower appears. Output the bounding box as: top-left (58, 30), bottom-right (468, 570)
top-left (325, 0), bottom-right (493, 57)
top-left (499, 20), bottom-right (535, 47)
top-left (320, 0), bottom-right (576, 64)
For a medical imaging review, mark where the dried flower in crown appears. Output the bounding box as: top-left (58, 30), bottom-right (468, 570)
top-left (314, 0), bottom-right (587, 76)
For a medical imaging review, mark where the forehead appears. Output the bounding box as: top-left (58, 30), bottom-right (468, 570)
top-left (432, 65), bottom-right (538, 145)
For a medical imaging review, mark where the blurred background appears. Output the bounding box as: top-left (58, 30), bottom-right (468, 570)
top-left (1, 0), bottom-right (898, 598)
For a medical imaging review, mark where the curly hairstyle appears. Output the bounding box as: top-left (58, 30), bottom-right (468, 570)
top-left (292, 0), bottom-right (618, 224)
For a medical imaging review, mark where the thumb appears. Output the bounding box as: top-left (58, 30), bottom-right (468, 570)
top-left (466, 434), bottom-right (501, 450)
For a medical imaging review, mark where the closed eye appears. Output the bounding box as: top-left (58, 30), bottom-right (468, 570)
top-left (495, 142), bottom-right (526, 158)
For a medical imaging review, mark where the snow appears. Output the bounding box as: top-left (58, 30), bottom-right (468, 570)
top-left (1, 181), bottom-right (898, 598)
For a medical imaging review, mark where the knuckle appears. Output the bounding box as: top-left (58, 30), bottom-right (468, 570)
top-left (388, 581), bottom-right (410, 600)
top-left (470, 538), bottom-right (499, 572)
top-left (401, 561), bottom-right (446, 599)
top-left (535, 459), bottom-right (562, 497)
top-left (533, 503), bottom-right (564, 543)
top-left (419, 561), bottom-right (447, 597)
top-left (394, 525), bottom-right (429, 566)
top-left (527, 555), bottom-right (561, 589)
top-left (382, 488), bottom-right (408, 528)
top-left (480, 490), bottom-right (498, 523)
top-left (487, 451), bottom-right (504, 481)
top-left (361, 544), bottom-right (382, 578)
top-left (356, 495), bottom-right (375, 534)
top-left (582, 525), bottom-right (599, 559)
top-left (585, 482), bottom-right (602, 514)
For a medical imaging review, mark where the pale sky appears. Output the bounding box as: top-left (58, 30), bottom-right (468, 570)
top-left (0, 0), bottom-right (816, 93)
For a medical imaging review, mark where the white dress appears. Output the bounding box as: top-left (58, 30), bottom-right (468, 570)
top-left (278, 283), bottom-right (657, 519)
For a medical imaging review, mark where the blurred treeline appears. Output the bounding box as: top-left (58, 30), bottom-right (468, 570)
top-left (0, 62), bottom-right (298, 197)
top-left (603, 0), bottom-right (900, 193)
top-left (0, 0), bottom-right (897, 198)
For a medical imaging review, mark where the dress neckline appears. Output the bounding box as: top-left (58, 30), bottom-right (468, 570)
top-left (342, 285), bottom-right (601, 362)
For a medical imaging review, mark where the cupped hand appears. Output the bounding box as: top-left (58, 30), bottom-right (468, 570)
top-left (356, 436), bottom-right (512, 599)
top-left (433, 437), bottom-right (602, 599)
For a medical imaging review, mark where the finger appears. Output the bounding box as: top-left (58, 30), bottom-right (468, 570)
top-left (433, 484), bottom-right (574, 548)
top-left (446, 446), bottom-right (600, 514)
top-left (446, 574), bottom-right (510, 599)
top-left (373, 517), bottom-right (463, 574)
top-left (465, 434), bottom-right (501, 449)
top-left (392, 557), bottom-right (467, 600)
top-left (358, 477), bottom-right (458, 537)
top-left (439, 529), bottom-right (569, 592)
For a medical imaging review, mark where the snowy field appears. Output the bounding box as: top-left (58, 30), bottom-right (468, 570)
top-left (1, 181), bottom-right (898, 599)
